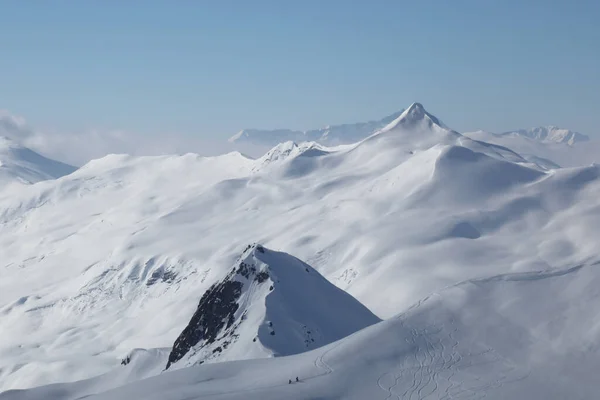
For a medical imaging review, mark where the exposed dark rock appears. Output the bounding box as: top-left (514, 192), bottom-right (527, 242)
top-left (256, 271), bottom-right (270, 283)
top-left (162, 270), bottom-right (177, 283)
top-left (165, 278), bottom-right (243, 369)
top-left (165, 243), bottom-right (276, 370)
top-left (236, 262), bottom-right (256, 279)
top-left (146, 269), bottom-right (178, 286)
top-left (146, 270), bottom-right (162, 286)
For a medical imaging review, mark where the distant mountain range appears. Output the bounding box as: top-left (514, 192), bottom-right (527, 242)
top-left (229, 109), bottom-right (590, 149)
top-left (500, 126), bottom-right (589, 145)
top-left (0, 136), bottom-right (75, 185)
top-left (229, 110), bottom-right (405, 146)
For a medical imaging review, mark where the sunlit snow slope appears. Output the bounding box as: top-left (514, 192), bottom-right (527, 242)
top-left (6, 258), bottom-right (600, 400)
top-left (2, 103), bottom-right (600, 393)
top-left (0, 137), bottom-right (76, 185)
top-left (229, 109), bottom-right (405, 146)
top-left (465, 128), bottom-right (599, 168)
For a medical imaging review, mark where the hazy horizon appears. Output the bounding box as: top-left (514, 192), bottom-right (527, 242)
top-left (1, 1), bottom-right (598, 141)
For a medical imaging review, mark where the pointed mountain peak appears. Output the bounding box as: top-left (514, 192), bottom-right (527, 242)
top-left (165, 244), bottom-right (380, 370)
top-left (400, 102), bottom-right (443, 125)
top-left (381, 102), bottom-right (446, 132)
top-left (404, 102), bottom-right (426, 116)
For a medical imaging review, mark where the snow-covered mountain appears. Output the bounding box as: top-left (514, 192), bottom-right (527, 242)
top-left (7, 258), bottom-right (600, 400)
top-left (0, 136), bottom-right (76, 185)
top-left (2, 102), bottom-right (600, 396)
top-left (166, 244), bottom-right (379, 369)
top-left (229, 109), bottom-right (405, 146)
top-left (501, 126), bottom-right (589, 145)
top-left (466, 127), bottom-right (598, 168)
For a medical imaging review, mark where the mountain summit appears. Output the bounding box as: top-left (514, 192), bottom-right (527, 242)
top-left (165, 244), bottom-right (380, 370)
top-left (228, 110), bottom-right (405, 147)
top-left (0, 136), bottom-right (76, 184)
top-left (380, 102), bottom-right (447, 132)
top-left (500, 126), bottom-right (589, 145)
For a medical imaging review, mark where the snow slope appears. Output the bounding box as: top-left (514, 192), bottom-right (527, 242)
top-left (229, 109), bottom-right (405, 146)
top-left (2, 102), bottom-right (600, 392)
top-left (0, 137), bottom-right (76, 185)
top-left (166, 244), bottom-right (379, 369)
top-left (501, 126), bottom-right (589, 145)
top-left (465, 128), bottom-right (599, 168)
top-left (0, 151), bottom-right (255, 389)
top-left (6, 258), bottom-right (600, 400)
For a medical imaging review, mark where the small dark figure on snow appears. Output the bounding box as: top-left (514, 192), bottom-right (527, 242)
top-left (289, 379), bottom-right (292, 384)
top-left (296, 377), bottom-right (299, 382)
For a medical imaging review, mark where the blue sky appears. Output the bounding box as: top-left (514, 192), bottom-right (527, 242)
top-left (1, 0), bottom-right (599, 137)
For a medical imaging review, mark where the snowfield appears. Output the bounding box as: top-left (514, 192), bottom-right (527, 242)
top-left (0, 137), bottom-right (75, 185)
top-left (1, 103), bottom-right (600, 399)
top-left (4, 258), bottom-right (599, 400)
top-left (465, 128), bottom-right (599, 168)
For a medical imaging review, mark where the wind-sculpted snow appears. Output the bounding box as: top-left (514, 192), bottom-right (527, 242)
top-left (2, 102), bottom-right (600, 393)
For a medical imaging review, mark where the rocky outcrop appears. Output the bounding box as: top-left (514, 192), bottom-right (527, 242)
top-left (165, 244), bottom-right (380, 370)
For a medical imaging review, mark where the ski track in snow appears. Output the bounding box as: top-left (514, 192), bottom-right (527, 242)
top-left (373, 305), bottom-right (534, 400)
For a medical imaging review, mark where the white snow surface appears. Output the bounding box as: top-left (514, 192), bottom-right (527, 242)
top-left (229, 109), bottom-right (405, 146)
top-left (465, 128), bottom-right (599, 168)
top-left (5, 259), bottom-right (600, 400)
top-left (2, 102), bottom-right (600, 397)
top-left (501, 125), bottom-right (589, 145)
top-left (0, 137), bottom-right (76, 186)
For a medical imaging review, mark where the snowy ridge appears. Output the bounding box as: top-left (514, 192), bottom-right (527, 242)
top-left (251, 141), bottom-right (334, 177)
top-left (229, 109), bottom-right (404, 146)
top-left (253, 141), bottom-right (328, 167)
top-left (501, 125), bottom-right (589, 145)
top-left (2, 102), bottom-right (600, 396)
top-left (0, 136), bottom-right (76, 185)
top-left (465, 129), bottom-right (599, 168)
top-left (8, 259), bottom-right (600, 400)
top-left (166, 244), bottom-right (380, 369)
top-left (379, 102), bottom-right (448, 132)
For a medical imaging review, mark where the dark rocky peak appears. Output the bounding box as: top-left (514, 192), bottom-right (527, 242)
top-left (165, 244), bottom-right (272, 369)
